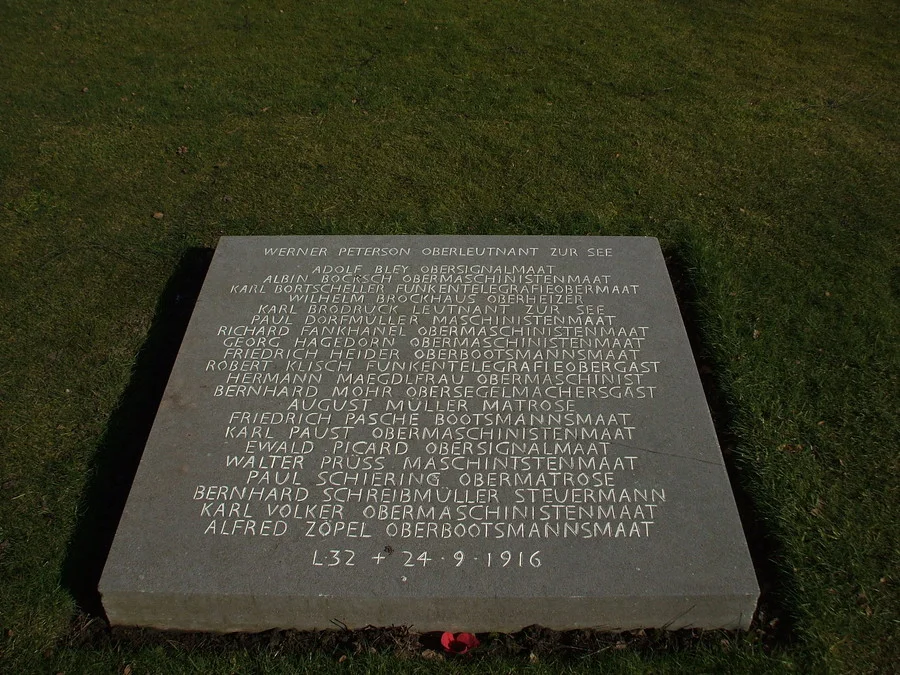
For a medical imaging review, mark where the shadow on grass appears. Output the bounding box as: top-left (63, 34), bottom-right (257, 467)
top-left (61, 247), bottom-right (214, 618)
top-left (663, 240), bottom-right (796, 647)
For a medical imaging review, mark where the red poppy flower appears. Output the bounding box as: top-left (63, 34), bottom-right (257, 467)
top-left (440, 631), bottom-right (480, 654)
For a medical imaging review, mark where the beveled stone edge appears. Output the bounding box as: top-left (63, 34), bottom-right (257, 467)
top-left (101, 590), bottom-right (758, 632)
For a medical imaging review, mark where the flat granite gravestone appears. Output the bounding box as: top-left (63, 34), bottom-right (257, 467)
top-left (99, 235), bottom-right (759, 633)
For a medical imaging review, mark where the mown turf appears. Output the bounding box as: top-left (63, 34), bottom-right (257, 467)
top-left (1, 0), bottom-right (897, 673)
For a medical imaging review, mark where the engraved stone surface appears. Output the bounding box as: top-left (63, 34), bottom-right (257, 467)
top-left (99, 235), bottom-right (759, 632)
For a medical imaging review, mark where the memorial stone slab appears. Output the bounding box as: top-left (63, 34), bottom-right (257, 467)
top-left (99, 235), bottom-right (759, 632)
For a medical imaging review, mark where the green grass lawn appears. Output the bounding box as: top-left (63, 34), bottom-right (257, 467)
top-left (1, 0), bottom-right (897, 672)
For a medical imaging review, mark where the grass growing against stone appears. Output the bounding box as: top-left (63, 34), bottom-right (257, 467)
top-left (1, 0), bottom-right (898, 672)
